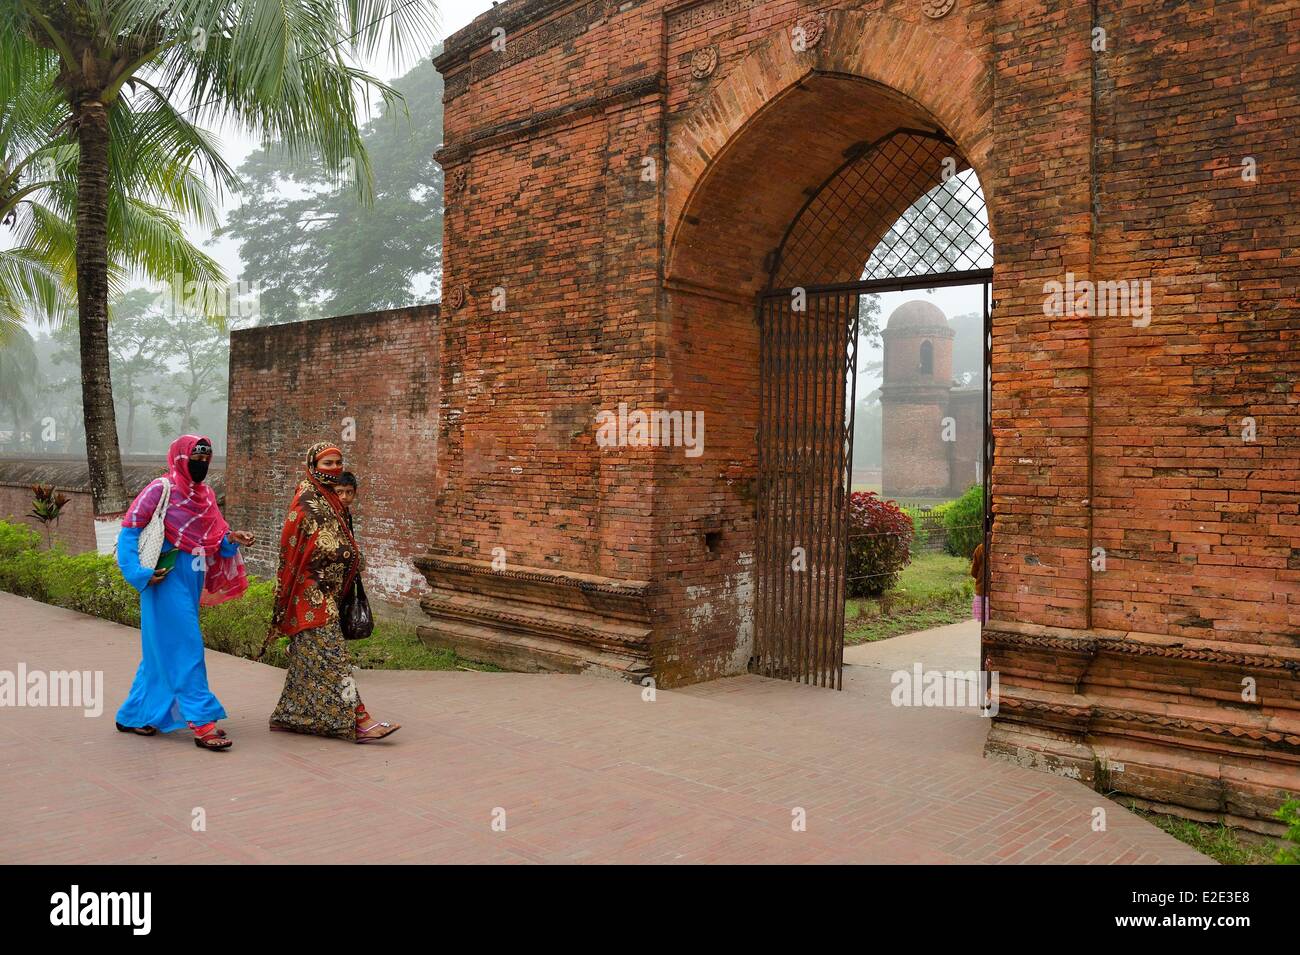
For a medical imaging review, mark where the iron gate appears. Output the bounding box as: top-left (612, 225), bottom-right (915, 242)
top-left (753, 273), bottom-right (991, 690)
top-left (754, 289), bottom-right (860, 688)
top-left (751, 125), bottom-right (995, 689)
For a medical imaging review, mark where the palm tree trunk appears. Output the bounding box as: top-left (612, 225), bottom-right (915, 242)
top-left (73, 98), bottom-right (129, 515)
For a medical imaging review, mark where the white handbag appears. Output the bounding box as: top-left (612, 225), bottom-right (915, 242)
top-left (137, 478), bottom-right (171, 570)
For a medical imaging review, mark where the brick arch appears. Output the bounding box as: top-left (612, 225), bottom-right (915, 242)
top-left (665, 9), bottom-right (992, 294)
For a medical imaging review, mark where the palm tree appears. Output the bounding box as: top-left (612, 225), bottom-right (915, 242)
top-left (0, 37), bottom-right (73, 341)
top-left (2, 30), bottom-right (231, 354)
top-left (2, 0), bottom-right (436, 516)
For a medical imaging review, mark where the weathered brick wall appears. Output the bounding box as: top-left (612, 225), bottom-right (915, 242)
top-left (224, 306), bottom-right (440, 624)
top-left (882, 400), bottom-right (951, 498)
top-left (0, 484), bottom-right (96, 552)
top-left (434, 5), bottom-right (662, 587)
top-left (948, 388), bottom-right (983, 494)
top-left (0, 457), bottom-right (225, 555)
top-left (981, 0), bottom-right (1300, 826)
top-left (1086, 0), bottom-right (1300, 644)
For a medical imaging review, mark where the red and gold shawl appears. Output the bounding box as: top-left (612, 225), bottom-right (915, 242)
top-left (269, 443), bottom-right (362, 637)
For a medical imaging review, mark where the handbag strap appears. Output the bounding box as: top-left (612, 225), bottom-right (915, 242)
top-left (152, 478), bottom-right (171, 521)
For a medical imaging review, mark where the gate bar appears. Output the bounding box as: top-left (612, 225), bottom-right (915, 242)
top-left (765, 268), bottom-right (992, 299)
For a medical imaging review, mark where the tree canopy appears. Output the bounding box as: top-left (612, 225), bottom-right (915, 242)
top-left (221, 57), bottom-right (444, 325)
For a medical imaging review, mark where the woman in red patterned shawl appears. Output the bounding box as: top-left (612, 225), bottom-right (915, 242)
top-left (267, 442), bottom-right (400, 742)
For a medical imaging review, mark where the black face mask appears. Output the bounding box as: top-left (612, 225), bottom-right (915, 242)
top-left (188, 458), bottom-right (210, 483)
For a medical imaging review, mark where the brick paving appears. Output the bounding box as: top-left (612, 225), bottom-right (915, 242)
top-left (0, 592), bottom-right (1209, 864)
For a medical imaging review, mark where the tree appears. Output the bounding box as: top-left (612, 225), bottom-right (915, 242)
top-left (0, 328), bottom-right (40, 449)
top-left (221, 57), bottom-right (444, 324)
top-left (145, 304), bottom-right (229, 439)
top-left (106, 289), bottom-right (167, 451)
top-left (2, 0), bottom-right (437, 517)
top-left (0, 35), bottom-right (74, 341)
top-left (1, 15), bottom-right (226, 352)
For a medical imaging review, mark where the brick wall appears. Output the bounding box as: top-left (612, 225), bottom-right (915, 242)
top-left (427, 0), bottom-right (1300, 823)
top-left (224, 306), bottom-right (440, 624)
top-left (0, 485), bottom-right (96, 552)
top-left (948, 388), bottom-right (983, 494)
top-left (0, 456), bottom-right (225, 555)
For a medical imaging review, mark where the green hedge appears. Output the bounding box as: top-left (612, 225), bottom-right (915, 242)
top-left (0, 519), bottom-right (473, 672)
top-left (0, 522), bottom-right (141, 626)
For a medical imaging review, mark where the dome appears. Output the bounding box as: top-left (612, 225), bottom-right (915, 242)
top-left (885, 300), bottom-right (949, 332)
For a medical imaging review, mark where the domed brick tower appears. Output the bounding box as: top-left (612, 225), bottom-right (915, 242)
top-left (879, 300), bottom-right (956, 499)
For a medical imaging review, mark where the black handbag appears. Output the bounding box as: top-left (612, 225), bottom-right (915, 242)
top-left (340, 576), bottom-right (374, 640)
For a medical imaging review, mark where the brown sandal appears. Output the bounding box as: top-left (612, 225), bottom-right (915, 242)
top-left (356, 717), bottom-right (401, 743)
top-left (191, 722), bottom-right (232, 751)
top-left (115, 722), bottom-right (157, 736)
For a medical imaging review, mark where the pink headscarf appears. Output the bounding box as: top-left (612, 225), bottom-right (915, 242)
top-left (122, 434), bottom-right (248, 606)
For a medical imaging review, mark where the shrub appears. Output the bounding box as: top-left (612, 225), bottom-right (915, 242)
top-left (48, 551), bottom-right (141, 626)
top-left (0, 522), bottom-right (53, 601)
top-left (0, 523), bottom-right (139, 625)
top-left (901, 505), bottom-right (931, 551)
top-left (200, 579), bottom-right (286, 666)
top-left (0, 519), bottom-right (479, 674)
top-left (943, 484), bottom-right (985, 558)
top-left (0, 519), bottom-right (40, 561)
top-left (845, 491), bottom-right (913, 598)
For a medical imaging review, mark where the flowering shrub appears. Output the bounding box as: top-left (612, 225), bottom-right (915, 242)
top-left (845, 491), bottom-right (913, 598)
top-left (29, 484), bottom-right (71, 548)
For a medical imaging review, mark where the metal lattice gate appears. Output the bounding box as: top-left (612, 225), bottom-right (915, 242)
top-left (754, 290), bottom-right (861, 689)
top-left (751, 124), bottom-right (995, 690)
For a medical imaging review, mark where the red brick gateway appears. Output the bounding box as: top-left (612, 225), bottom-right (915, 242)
top-left (357, 0), bottom-right (1300, 833)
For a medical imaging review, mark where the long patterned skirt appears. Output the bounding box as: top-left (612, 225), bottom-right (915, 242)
top-left (270, 620), bottom-right (362, 740)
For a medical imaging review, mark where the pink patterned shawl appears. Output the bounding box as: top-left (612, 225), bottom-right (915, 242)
top-left (122, 434), bottom-right (248, 606)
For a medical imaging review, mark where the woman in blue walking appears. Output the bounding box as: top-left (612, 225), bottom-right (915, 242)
top-left (114, 435), bottom-right (255, 751)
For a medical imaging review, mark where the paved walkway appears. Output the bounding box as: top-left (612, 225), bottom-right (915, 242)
top-left (0, 593), bottom-right (1209, 863)
top-left (844, 618), bottom-right (980, 672)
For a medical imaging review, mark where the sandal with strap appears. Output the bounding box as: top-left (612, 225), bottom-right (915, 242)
top-left (356, 716), bottom-right (400, 743)
top-left (115, 722), bottom-right (157, 737)
top-left (190, 722), bottom-right (232, 751)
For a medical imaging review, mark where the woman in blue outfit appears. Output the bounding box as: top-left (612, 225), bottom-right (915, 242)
top-left (115, 435), bottom-right (255, 751)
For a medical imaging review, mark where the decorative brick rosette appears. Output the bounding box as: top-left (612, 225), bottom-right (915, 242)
top-left (921, 0), bottom-right (956, 19)
top-left (690, 45), bottom-right (719, 79)
top-left (791, 12), bottom-right (826, 51)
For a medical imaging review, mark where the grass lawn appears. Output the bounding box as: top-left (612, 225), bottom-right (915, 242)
top-left (844, 552), bottom-right (973, 644)
top-left (1124, 804), bottom-right (1284, 865)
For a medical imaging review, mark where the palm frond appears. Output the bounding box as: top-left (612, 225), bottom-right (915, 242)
top-left (0, 246), bottom-right (73, 338)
